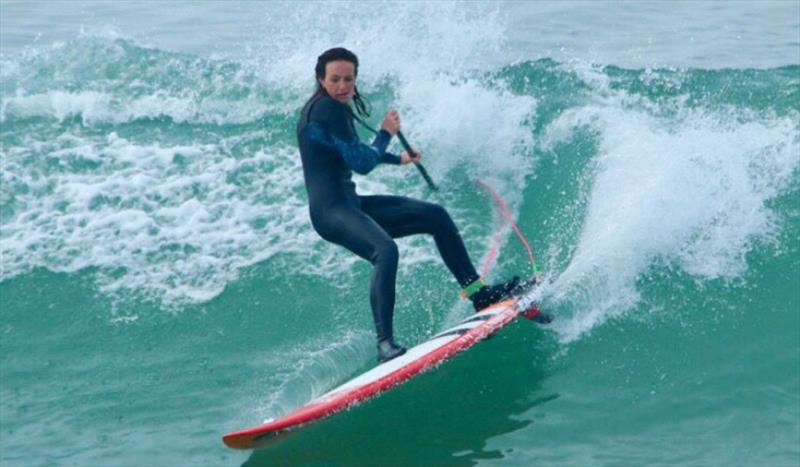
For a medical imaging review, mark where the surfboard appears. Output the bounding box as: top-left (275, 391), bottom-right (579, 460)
top-left (222, 284), bottom-right (542, 450)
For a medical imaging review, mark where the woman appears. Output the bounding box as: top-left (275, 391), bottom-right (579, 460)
top-left (297, 47), bottom-right (520, 363)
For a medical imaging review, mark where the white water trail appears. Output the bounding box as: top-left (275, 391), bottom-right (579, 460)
top-left (537, 70), bottom-right (799, 342)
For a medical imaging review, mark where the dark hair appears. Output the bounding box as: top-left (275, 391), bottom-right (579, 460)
top-left (311, 47), bottom-right (371, 118)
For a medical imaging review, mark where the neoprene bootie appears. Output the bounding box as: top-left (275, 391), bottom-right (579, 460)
top-left (468, 276), bottom-right (521, 312)
top-left (377, 338), bottom-right (407, 363)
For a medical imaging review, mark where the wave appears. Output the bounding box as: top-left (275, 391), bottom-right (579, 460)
top-left (1, 35), bottom-right (797, 334)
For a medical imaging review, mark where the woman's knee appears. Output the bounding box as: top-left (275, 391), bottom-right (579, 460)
top-left (373, 239), bottom-right (399, 266)
top-left (424, 203), bottom-right (457, 233)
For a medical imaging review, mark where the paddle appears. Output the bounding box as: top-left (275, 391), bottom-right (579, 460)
top-left (396, 131), bottom-right (438, 191)
top-left (350, 111), bottom-right (438, 191)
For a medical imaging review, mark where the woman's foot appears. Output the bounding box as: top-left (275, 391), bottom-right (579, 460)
top-left (470, 276), bottom-right (521, 312)
top-left (377, 338), bottom-right (407, 363)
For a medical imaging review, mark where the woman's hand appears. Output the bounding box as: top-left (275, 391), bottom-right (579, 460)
top-left (400, 149), bottom-right (422, 165)
top-left (381, 110), bottom-right (401, 136)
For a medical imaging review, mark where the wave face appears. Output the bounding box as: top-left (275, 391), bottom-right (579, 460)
top-left (2, 2), bottom-right (798, 466)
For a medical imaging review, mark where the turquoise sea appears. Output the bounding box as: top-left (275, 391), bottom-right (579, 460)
top-left (1, 1), bottom-right (799, 466)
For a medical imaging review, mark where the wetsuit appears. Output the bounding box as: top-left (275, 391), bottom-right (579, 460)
top-left (296, 94), bottom-right (482, 342)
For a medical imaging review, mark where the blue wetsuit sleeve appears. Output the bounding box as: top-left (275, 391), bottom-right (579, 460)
top-left (381, 151), bottom-right (402, 164)
top-left (306, 98), bottom-right (397, 174)
top-left (372, 130), bottom-right (401, 165)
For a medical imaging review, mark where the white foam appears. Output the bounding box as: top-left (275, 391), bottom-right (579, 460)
top-left (0, 131), bottom-right (355, 307)
top-left (540, 70), bottom-right (800, 342)
top-left (246, 2), bottom-right (508, 91)
top-left (396, 75), bottom-right (536, 184)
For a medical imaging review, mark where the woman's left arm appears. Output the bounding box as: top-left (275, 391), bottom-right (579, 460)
top-left (372, 130), bottom-right (401, 165)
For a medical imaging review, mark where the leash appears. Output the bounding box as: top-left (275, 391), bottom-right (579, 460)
top-left (474, 178), bottom-right (542, 280)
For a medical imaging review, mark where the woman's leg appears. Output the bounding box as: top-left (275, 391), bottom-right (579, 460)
top-left (359, 195), bottom-right (521, 311)
top-left (312, 206), bottom-right (399, 344)
top-left (359, 195), bottom-right (480, 287)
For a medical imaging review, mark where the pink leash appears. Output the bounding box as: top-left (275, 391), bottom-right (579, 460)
top-left (473, 178), bottom-right (543, 320)
top-left (474, 178), bottom-right (539, 276)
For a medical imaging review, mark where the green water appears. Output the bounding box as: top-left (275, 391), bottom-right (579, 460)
top-left (1, 28), bottom-right (799, 467)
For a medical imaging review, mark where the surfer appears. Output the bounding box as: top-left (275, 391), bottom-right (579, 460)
top-left (297, 47), bottom-right (523, 363)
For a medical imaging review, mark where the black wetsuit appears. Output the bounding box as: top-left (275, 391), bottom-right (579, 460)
top-left (296, 94), bottom-right (481, 342)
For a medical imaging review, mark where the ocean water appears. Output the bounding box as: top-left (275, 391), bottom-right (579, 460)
top-left (1, 1), bottom-right (799, 466)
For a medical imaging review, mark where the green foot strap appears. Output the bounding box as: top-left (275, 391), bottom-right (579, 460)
top-left (462, 277), bottom-right (487, 299)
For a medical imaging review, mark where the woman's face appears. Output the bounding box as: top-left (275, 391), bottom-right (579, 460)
top-left (319, 60), bottom-right (356, 104)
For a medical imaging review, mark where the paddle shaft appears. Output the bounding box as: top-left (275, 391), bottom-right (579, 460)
top-left (396, 131), bottom-right (438, 191)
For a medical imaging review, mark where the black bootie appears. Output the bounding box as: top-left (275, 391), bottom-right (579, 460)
top-left (469, 276), bottom-right (521, 312)
top-left (377, 338), bottom-right (407, 363)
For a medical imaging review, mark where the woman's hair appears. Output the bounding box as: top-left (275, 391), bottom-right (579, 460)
top-left (311, 47), bottom-right (371, 118)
